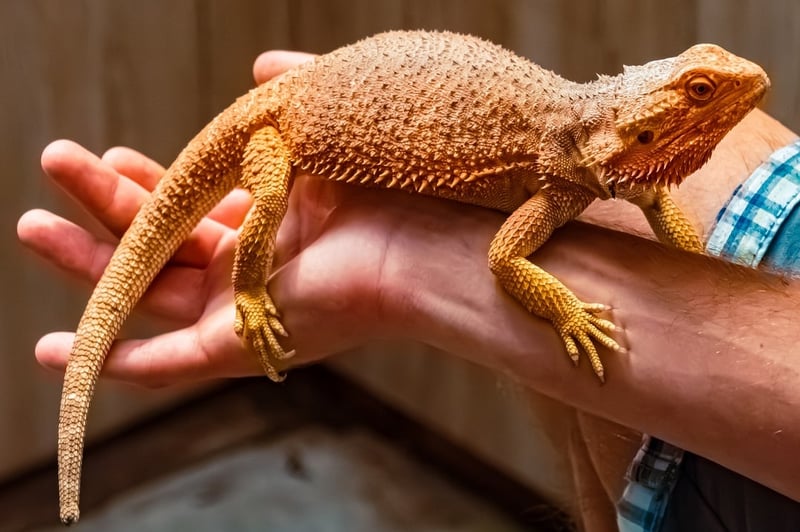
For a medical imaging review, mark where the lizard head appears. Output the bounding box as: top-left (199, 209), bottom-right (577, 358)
top-left (584, 44), bottom-right (769, 193)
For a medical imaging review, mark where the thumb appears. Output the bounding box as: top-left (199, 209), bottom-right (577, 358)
top-left (35, 332), bottom-right (73, 372)
top-left (252, 50), bottom-right (315, 85)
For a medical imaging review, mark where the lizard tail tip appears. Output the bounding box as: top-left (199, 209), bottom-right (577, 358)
top-left (60, 514), bottom-right (79, 526)
top-left (60, 503), bottom-right (80, 526)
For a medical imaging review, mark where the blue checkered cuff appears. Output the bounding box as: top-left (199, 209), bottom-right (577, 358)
top-left (617, 436), bottom-right (685, 532)
top-left (706, 139), bottom-right (800, 266)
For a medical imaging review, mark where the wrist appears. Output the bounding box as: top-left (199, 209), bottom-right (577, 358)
top-left (375, 198), bottom-right (559, 370)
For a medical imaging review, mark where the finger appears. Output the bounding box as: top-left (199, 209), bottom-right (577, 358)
top-left (101, 146), bottom-right (165, 191)
top-left (18, 209), bottom-right (209, 322)
top-left (102, 146), bottom-right (252, 229)
top-left (41, 140), bottom-right (236, 267)
top-left (206, 188), bottom-right (252, 229)
top-left (35, 323), bottom-right (260, 388)
top-left (18, 209), bottom-right (111, 279)
top-left (100, 145), bottom-right (235, 266)
top-left (42, 140), bottom-right (150, 238)
top-left (252, 50), bottom-right (315, 84)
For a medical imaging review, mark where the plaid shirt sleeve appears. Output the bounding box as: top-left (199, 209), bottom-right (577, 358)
top-left (707, 139), bottom-right (800, 267)
top-left (616, 138), bottom-right (800, 532)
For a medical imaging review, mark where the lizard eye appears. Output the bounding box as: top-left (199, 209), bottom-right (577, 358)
top-left (687, 76), bottom-right (715, 101)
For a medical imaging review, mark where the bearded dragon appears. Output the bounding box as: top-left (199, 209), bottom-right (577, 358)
top-left (55, 30), bottom-right (768, 524)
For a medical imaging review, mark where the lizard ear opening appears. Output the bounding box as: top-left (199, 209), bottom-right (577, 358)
top-left (637, 130), bottom-right (655, 144)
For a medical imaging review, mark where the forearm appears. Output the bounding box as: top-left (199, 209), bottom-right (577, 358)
top-left (378, 107), bottom-right (800, 500)
top-left (397, 217), bottom-right (800, 499)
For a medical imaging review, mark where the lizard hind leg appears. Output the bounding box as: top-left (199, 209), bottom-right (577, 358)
top-left (233, 126), bottom-right (294, 382)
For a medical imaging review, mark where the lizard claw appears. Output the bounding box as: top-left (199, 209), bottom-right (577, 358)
top-left (234, 289), bottom-right (292, 381)
top-left (268, 315), bottom-right (290, 338)
top-left (555, 301), bottom-right (622, 382)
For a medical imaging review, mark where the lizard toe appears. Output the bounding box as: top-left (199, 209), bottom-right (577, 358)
top-left (234, 291), bottom-right (292, 381)
top-left (555, 305), bottom-right (620, 381)
top-left (581, 302), bottom-right (610, 313)
top-left (562, 336), bottom-right (581, 365)
top-left (576, 332), bottom-right (606, 382)
top-left (588, 315), bottom-right (617, 332)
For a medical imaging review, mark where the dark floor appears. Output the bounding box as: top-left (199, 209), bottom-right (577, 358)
top-left (0, 367), bottom-right (573, 532)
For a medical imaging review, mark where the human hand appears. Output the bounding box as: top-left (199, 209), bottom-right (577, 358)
top-left (16, 51), bottom-right (397, 386)
top-left (19, 145), bottom-right (402, 387)
top-left (20, 48), bottom-right (547, 387)
top-left (17, 143), bottom-right (252, 386)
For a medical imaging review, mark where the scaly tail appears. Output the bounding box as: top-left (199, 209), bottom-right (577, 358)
top-left (57, 114), bottom-right (251, 524)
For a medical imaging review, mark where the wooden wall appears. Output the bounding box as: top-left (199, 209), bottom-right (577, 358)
top-left (2, 0), bottom-right (799, 488)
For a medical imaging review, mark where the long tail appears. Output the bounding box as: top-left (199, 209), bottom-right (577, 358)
top-left (57, 116), bottom-right (249, 524)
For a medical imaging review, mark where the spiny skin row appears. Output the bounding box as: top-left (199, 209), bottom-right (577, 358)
top-left (56, 30), bottom-right (769, 524)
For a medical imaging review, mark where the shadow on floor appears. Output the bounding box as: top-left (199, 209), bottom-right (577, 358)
top-left (0, 367), bottom-right (573, 532)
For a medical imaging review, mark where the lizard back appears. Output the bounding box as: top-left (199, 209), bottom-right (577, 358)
top-left (272, 31), bottom-right (574, 212)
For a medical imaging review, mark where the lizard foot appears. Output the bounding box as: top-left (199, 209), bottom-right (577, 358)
top-left (234, 289), bottom-right (294, 382)
top-left (554, 302), bottom-right (623, 383)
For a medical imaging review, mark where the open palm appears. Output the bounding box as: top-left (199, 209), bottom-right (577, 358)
top-left (16, 52), bottom-right (401, 386)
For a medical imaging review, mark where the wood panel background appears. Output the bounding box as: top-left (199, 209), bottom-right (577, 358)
top-left (2, 0), bottom-right (798, 503)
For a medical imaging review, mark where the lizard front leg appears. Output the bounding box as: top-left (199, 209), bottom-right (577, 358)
top-left (629, 187), bottom-right (703, 253)
top-left (489, 184), bottom-right (621, 381)
top-left (233, 126), bottom-right (293, 382)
